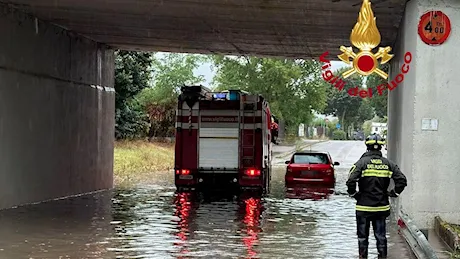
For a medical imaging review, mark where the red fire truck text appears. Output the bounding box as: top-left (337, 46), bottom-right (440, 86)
top-left (201, 116), bottom-right (239, 123)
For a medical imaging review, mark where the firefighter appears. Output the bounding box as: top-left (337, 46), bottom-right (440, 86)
top-left (346, 133), bottom-right (407, 259)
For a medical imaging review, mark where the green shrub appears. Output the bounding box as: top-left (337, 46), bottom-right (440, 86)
top-left (332, 129), bottom-right (346, 140)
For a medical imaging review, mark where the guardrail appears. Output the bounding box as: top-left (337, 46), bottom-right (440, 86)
top-left (397, 210), bottom-right (439, 259)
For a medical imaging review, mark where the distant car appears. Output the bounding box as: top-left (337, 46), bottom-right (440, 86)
top-left (352, 131), bottom-right (365, 141)
top-left (285, 150), bottom-right (340, 188)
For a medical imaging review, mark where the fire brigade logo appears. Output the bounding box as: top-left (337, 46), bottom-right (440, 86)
top-left (337, 0), bottom-right (393, 79)
top-left (320, 0), bottom-right (412, 98)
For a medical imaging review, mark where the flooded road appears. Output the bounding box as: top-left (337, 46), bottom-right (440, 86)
top-left (0, 141), bottom-right (414, 259)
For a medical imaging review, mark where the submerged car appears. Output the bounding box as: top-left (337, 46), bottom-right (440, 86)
top-left (285, 150), bottom-right (340, 188)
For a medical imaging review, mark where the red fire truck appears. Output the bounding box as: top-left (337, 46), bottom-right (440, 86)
top-left (174, 85), bottom-right (272, 194)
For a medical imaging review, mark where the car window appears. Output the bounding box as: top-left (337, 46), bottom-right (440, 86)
top-left (292, 154), bottom-right (329, 164)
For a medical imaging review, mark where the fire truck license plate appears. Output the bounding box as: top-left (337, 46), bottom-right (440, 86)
top-left (179, 175), bottom-right (193, 180)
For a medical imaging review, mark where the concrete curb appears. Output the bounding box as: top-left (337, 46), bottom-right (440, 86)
top-left (273, 139), bottom-right (329, 159)
top-left (398, 210), bottom-right (439, 259)
top-left (434, 216), bottom-right (460, 254)
top-left (272, 149), bottom-right (296, 160)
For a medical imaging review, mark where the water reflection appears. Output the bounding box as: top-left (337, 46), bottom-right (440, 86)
top-left (285, 184), bottom-right (334, 201)
top-left (238, 195), bottom-right (263, 259)
top-left (0, 191), bottom-right (115, 258)
top-left (168, 191), bottom-right (266, 259)
top-left (0, 167), bottom-right (414, 259)
top-left (173, 192), bottom-right (194, 257)
top-left (108, 187), bottom-right (179, 259)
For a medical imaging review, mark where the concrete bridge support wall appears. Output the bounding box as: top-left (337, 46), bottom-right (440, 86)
top-left (388, 0), bottom-right (460, 229)
top-left (0, 5), bottom-right (115, 209)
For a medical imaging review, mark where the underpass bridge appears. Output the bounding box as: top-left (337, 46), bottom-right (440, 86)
top-left (0, 0), bottom-right (458, 241)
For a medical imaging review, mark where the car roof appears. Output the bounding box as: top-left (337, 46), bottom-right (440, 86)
top-left (294, 150), bottom-right (330, 155)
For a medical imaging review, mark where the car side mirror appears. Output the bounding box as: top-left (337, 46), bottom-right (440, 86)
top-left (285, 160), bottom-right (290, 164)
top-left (333, 162), bottom-right (340, 166)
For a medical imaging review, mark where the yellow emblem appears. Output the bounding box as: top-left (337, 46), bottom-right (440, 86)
top-left (338, 0), bottom-right (393, 79)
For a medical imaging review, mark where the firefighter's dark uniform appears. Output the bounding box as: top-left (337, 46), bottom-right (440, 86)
top-left (346, 137), bottom-right (407, 259)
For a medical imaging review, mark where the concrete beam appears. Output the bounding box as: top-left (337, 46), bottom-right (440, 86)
top-left (0, 4), bottom-right (115, 209)
top-left (2, 0), bottom-right (407, 58)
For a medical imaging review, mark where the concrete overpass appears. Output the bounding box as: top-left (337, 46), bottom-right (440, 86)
top-left (0, 0), bottom-right (458, 231)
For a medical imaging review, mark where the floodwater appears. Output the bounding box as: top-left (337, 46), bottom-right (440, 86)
top-left (0, 141), bottom-right (414, 259)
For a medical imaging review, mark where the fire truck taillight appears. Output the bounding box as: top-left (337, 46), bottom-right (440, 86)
top-left (176, 169), bottom-right (190, 175)
top-left (244, 169), bottom-right (261, 176)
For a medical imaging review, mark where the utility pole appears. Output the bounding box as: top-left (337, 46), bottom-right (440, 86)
top-left (323, 118), bottom-right (329, 139)
top-left (322, 119), bottom-right (325, 139)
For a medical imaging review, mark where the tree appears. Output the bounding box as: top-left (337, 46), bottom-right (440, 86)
top-left (362, 120), bottom-right (373, 137)
top-left (148, 53), bottom-right (206, 101)
top-left (355, 99), bottom-right (374, 127)
top-left (136, 53), bottom-right (205, 138)
top-left (367, 64), bottom-right (389, 117)
top-left (324, 67), bottom-right (363, 132)
top-left (324, 67), bottom-right (375, 138)
top-left (114, 50), bottom-right (153, 139)
top-left (210, 56), bottom-right (329, 134)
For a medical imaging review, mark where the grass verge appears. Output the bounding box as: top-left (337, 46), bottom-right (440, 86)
top-left (436, 216), bottom-right (460, 258)
top-left (282, 134), bottom-right (298, 145)
top-left (451, 223), bottom-right (460, 236)
top-left (114, 140), bottom-right (174, 185)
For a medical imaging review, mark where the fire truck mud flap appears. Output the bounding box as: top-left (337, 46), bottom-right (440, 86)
top-left (239, 170), bottom-right (269, 194)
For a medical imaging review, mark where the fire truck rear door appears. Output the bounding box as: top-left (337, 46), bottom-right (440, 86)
top-left (199, 114), bottom-right (239, 170)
